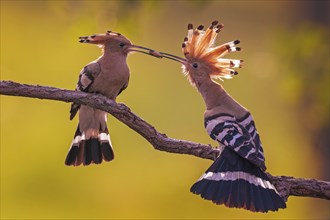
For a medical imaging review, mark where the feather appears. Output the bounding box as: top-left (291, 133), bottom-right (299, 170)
top-left (90, 138), bottom-right (102, 164)
top-left (101, 143), bottom-right (114, 161)
top-left (99, 128), bottom-right (115, 162)
top-left (246, 173), bottom-right (255, 211)
top-left (78, 33), bottom-right (118, 44)
top-left (254, 183), bottom-right (265, 212)
top-left (191, 148), bottom-right (286, 212)
top-left (70, 62), bottom-right (100, 120)
top-left (212, 178), bottom-right (225, 204)
top-left (182, 38), bottom-right (190, 57)
top-left (189, 25), bottom-right (205, 57)
top-left (74, 141), bottom-right (84, 166)
top-left (195, 21), bottom-right (219, 56)
top-left (202, 40), bottom-right (241, 61)
top-left (83, 140), bottom-right (92, 165)
top-left (220, 180), bottom-right (232, 205)
top-left (210, 72), bottom-right (233, 81)
top-left (65, 125), bottom-right (84, 166)
top-left (64, 146), bottom-right (79, 166)
top-left (191, 178), bottom-right (211, 196)
top-left (177, 21), bottom-right (243, 85)
top-left (229, 172), bottom-right (238, 208)
top-left (217, 58), bottom-right (243, 68)
top-left (239, 179), bottom-right (249, 209)
top-left (187, 24), bottom-right (193, 41)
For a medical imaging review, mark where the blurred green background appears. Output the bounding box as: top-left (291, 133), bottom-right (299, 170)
top-left (1, 1), bottom-right (329, 219)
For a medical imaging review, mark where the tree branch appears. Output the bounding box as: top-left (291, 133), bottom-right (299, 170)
top-left (1, 80), bottom-right (329, 201)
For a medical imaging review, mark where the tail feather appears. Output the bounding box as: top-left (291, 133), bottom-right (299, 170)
top-left (203, 178), bottom-right (219, 201)
top-left (101, 142), bottom-right (114, 161)
top-left (75, 141), bottom-right (84, 166)
top-left (257, 168), bottom-right (276, 212)
top-left (213, 179), bottom-right (227, 205)
top-left (228, 179), bottom-right (239, 208)
top-left (264, 187), bottom-right (276, 211)
top-left (99, 128), bottom-right (114, 162)
top-left (65, 126), bottom-right (82, 166)
top-left (65, 125), bottom-right (114, 166)
top-left (90, 138), bottom-right (102, 164)
top-left (83, 143), bottom-right (92, 165)
top-left (252, 183), bottom-right (264, 212)
top-left (190, 148), bottom-right (286, 212)
top-left (65, 145), bottom-right (79, 166)
top-left (239, 179), bottom-right (249, 209)
top-left (247, 178), bottom-right (254, 211)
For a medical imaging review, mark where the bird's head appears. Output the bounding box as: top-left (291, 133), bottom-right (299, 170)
top-left (79, 30), bottom-right (161, 57)
top-left (159, 21), bottom-right (243, 87)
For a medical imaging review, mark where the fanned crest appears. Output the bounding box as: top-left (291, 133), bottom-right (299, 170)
top-left (182, 21), bottom-right (243, 84)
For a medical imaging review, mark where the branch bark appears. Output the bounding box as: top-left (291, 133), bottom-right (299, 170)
top-left (1, 80), bottom-right (329, 201)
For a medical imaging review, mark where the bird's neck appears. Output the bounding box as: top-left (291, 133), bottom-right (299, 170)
top-left (195, 77), bottom-right (247, 116)
top-left (101, 46), bottom-right (128, 60)
top-left (98, 47), bottom-right (128, 68)
top-left (195, 77), bottom-right (225, 109)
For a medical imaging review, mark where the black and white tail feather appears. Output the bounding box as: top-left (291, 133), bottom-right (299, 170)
top-left (190, 148), bottom-right (286, 212)
top-left (65, 125), bottom-right (114, 166)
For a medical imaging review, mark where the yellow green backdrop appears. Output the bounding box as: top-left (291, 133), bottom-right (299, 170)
top-left (1, 1), bottom-right (329, 219)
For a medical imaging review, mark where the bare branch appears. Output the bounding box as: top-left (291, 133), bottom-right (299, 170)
top-left (1, 80), bottom-right (329, 201)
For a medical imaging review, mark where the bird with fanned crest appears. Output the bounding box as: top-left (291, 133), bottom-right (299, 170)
top-left (158, 20), bottom-right (286, 212)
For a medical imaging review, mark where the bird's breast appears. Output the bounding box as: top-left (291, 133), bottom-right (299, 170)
top-left (90, 61), bottom-right (130, 99)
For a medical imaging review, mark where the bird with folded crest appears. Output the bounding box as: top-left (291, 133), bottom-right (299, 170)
top-left (65, 30), bottom-right (160, 166)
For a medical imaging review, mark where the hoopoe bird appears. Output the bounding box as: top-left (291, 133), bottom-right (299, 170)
top-left (65, 30), bottom-right (160, 166)
top-left (158, 21), bottom-right (286, 212)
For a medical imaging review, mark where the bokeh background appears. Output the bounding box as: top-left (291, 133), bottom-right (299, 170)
top-left (1, 1), bottom-right (329, 219)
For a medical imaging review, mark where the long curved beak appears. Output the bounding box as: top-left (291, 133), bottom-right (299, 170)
top-left (158, 51), bottom-right (187, 65)
top-left (128, 45), bottom-right (187, 64)
top-left (128, 45), bottom-right (163, 58)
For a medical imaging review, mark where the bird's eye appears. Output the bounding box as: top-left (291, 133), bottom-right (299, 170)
top-left (119, 43), bottom-right (125, 47)
top-left (193, 63), bottom-right (198, 68)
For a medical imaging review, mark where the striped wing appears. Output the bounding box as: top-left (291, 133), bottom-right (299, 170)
top-left (70, 62), bottom-right (101, 120)
top-left (205, 113), bottom-right (266, 170)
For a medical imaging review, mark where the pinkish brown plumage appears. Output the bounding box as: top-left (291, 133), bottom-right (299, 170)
top-left (158, 21), bottom-right (286, 212)
top-left (66, 30), bottom-right (162, 166)
top-left (181, 21), bottom-right (243, 86)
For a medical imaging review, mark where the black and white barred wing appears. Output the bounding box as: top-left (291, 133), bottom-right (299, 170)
top-left (205, 113), bottom-right (266, 170)
top-left (192, 113), bottom-right (286, 212)
top-left (69, 61), bottom-right (101, 120)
